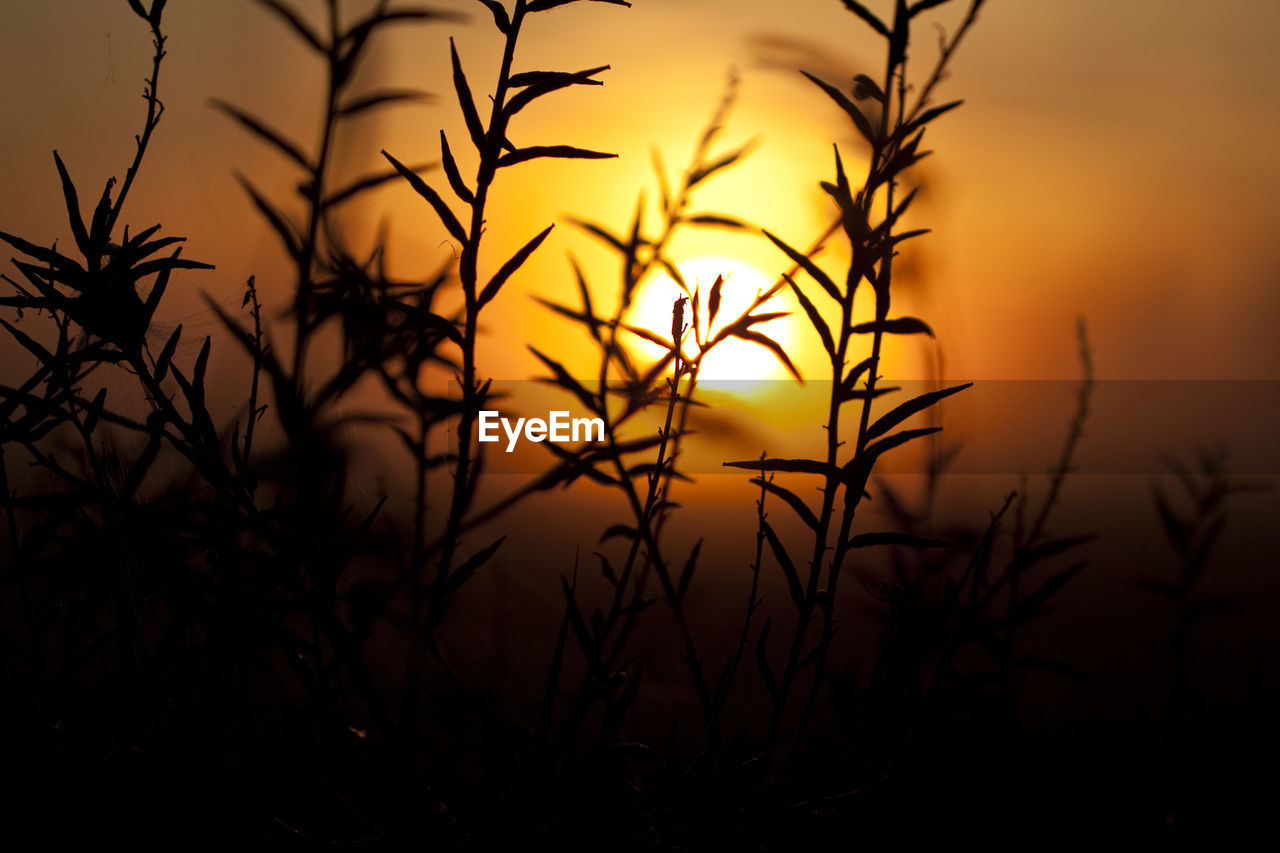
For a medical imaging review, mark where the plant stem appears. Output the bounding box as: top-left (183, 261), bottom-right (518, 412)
top-left (292, 6), bottom-right (343, 390)
top-left (106, 16), bottom-right (166, 237)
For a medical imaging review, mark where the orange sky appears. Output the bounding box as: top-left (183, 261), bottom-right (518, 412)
top-left (3, 0), bottom-right (1280, 389)
top-left (3, 2), bottom-right (1279, 722)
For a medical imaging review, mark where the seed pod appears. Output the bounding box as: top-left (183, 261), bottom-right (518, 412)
top-left (671, 295), bottom-right (688, 344)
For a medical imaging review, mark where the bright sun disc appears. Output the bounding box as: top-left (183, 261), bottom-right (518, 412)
top-left (624, 256), bottom-right (792, 391)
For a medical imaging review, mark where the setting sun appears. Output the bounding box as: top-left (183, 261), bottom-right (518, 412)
top-left (623, 255), bottom-right (795, 387)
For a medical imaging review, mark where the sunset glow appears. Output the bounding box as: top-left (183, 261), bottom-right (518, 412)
top-left (2, 0), bottom-right (1278, 845)
top-left (624, 255), bottom-right (795, 388)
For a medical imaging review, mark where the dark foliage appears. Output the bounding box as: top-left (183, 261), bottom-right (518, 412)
top-left (3, 0), bottom-right (1271, 848)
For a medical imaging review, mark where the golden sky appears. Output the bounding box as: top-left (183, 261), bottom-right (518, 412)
top-left (3, 2), bottom-right (1278, 730)
top-left (3, 0), bottom-right (1280, 387)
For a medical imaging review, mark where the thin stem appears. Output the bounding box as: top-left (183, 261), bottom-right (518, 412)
top-left (292, 14), bottom-right (343, 390)
top-left (239, 275), bottom-right (264, 487)
top-left (1026, 319), bottom-right (1094, 546)
top-left (406, 3), bottom-right (528, 742)
top-left (706, 456), bottom-right (768, 759)
top-left (106, 17), bottom-right (166, 237)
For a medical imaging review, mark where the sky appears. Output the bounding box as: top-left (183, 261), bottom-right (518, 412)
top-left (3, 0), bottom-right (1278, 505)
top-left (4, 0), bottom-right (1280, 387)
top-left (2, 0), bottom-right (1280, 738)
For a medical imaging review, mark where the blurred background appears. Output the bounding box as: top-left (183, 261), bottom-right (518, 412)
top-left (6, 0), bottom-right (1280, 383)
top-left (2, 0), bottom-right (1279, 840)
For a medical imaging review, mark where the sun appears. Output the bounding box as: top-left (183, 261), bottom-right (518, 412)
top-left (624, 256), bottom-right (794, 388)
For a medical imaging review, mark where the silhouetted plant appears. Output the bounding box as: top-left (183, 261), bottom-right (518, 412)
top-left (866, 321), bottom-right (1095, 768)
top-left (1145, 447), bottom-right (1266, 730)
top-left (0, 0), bottom-right (228, 750)
top-left (202, 0), bottom-right (471, 782)
top-left (522, 78), bottom-right (782, 761)
top-left (1, 0), bottom-right (1198, 846)
top-left (376, 0), bottom-right (632, 761)
top-left (719, 0), bottom-right (986, 759)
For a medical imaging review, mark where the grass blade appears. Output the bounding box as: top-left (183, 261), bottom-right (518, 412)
top-left (498, 146), bottom-right (617, 168)
top-left (865, 382), bottom-right (971, 443)
top-left (439, 130), bottom-right (474, 204)
top-left (211, 100), bottom-right (313, 172)
top-left (450, 39), bottom-right (486, 150)
top-left (762, 519), bottom-right (805, 606)
top-left (850, 316), bottom-right (935, 337)
top-left (52, 152), bottom-right (91, 258)
top-left (479, 225), bottom-right (554, 307)
top-left (381, 150), bottom-right (467, 243)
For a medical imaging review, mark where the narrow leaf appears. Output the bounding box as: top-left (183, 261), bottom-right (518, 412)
top-left (762, 519), bottom-right (805, 607)
top-left (479, 225), bottom-right (554, 307)
top-left (255, 0), bottom-right (326, 52)
top-left (802, 71), bottom-right (877, 145)
top-left (236, 174), bottom-right (301, 260)
top-left (0, 318), bottom-right (55, 365)
top-left (565, 217), bottom-right (626, 254)
top-left (862, 427), bottom-right (942, 464)
top-left (88, 177), bottom-right (116, 252)
top-left (439, 130), bottom-right (474, 204)
top-left (688, 140), bottom-right (754, 186)
top-left (442, 536), bottom-right (505, 596)
top-left (764, 229), bottom-right (841, 303)
top-left (561, 578), bottom-right (598, 658)
top-left (853, 73), bottom-right (885, 101)
top-left (498, 145), bottom-right (617, 168)
top-left (154, 324), bottom-right (181, 382)
top-left (731, 328), bottom-right (803, 383)
top-left (193, 335), bottom-right (212, 392)
top-left (707, 274), bottom-right (724, 330)
top-left (911, 0), bottom-right (953, 13)
top-left (847, 531), bottom-right (948, 549)
top-left (143, 247), bottom-right (180, 321)
top-left (783, 272), bottom-right (833, 357)
top-left (751, 477), bottom-right (820, 531)
top-left (569, 255), bottom-right (602, 342)
top-left (0, 231), bottom-right (84, 276)
top-left (52, 152), bottom-right (91, 258)
top-left (82, 387), bottom-right (108, 434)
top-left (529, 346), bottom-right (599, 414)
top-left (850, 316), bottom-right (935, 337)
top-left (505, 65), bottom-right (609, 116)
top-left (325, 161), bottom-right (436, 208)
top-left (683, 213), bottom-right (748, 230)
top-left (620, 322), bottom-right (673, 352)
top-left (865, 382), bottom-right (970, 442)
top-left (528, 0), bottom-right (631, 12)
top-left (381, 150), bottom-right (467, 243)
top-left (677, 539), bottom-right (702, 599)
top-left (905, 100), bottom-right (964, 136)
top-left (450, 39), bottom-right (486, 150)
top-left (211, 100), bottom-right (312, 171)
top-left (475, 0), bottom-right (510, 33)
top-left (124, 256), bottom-right (214, 283)
top-left (840, 0), bottom-right (890, 35)
top-left (723, 457), bottom-right (836, 477)
top-left (601, 524), bottom-right (638, 543)
top-left (338, 89), bottom-right (432, 118)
